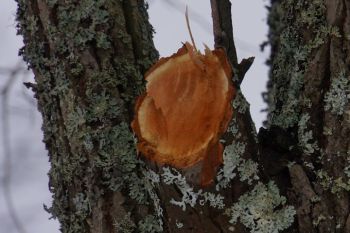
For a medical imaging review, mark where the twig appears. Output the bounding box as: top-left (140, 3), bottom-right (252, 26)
top-left (237, 56), bottom-right (255, 85)
top-left (210, 0), bottom-right (254, 85)
top-left (185, 6), bottom-right (198, 51)
top-left (161, 0), bottom-right (262, 58)
top-left (210, 0), bottom-right (238, 67)
top-left (163, 0), bottom-right (211, 31)
top-left (1, 62), bottom-right (28, 233)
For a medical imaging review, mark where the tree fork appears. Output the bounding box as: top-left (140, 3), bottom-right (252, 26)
top-left (16, 0), bottom-right (303, 232)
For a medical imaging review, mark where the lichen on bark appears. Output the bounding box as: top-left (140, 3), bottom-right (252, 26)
top-left (16, 0), bottom-right (160, 232)
top-left (17, 0), bottom-right (350, 232)
top-left (264, 0), bottom-right (350, 232)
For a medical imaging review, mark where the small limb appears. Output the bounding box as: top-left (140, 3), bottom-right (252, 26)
top-left (185, 6), bottom-right (198, 51)
top-left (23, 82), bottom-right (37, 91)
top-left (237, 57), bottom-right (255, 85)
top-left (210, 0), bottom-right (238, 68)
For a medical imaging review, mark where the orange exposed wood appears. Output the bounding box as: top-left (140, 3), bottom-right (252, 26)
top-left (132, 42), bottom-right (235, 186)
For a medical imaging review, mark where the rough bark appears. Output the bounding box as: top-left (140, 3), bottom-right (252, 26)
top-left (263, 0), bottom-right (350, 232)
top-left (15, 0), bottom-right (262, 232)
top-left (16, 0), bottom-right (160, 232)
top-left (16, 0), bottom-right (350, 232)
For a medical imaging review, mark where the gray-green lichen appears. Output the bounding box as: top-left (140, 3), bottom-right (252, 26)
top-left (298, 113), bottom-right (319, 155)
top-left (225, 182), bottom-right (296, 233)
top-left (216, 143), bottom-right (245, 190)
top-left (93, 124), bottom-right (163, 230)
top-left (265, 0), bottom-right (329, 129)
top-left (216, 142), bottom-right (259, 190)
top-left (162, 167), bottom-right (225, 211)
top-left (130, 167), bottom-right (163, 233)
top-left (16, 0), bottom-right (302, 232)
top-left (138, 215), bottom-right (163, 233)
top-left (237, 159), bottom-right (259, 185)
top-left (312, 214), bottom-right (327, 227)
top-left (323, 126), bottom-right (333, 136)
top-left (114, 212), bottom-right (136, 233)
top-left (316, 155), bottom-right (350, 195)
top-left (72, 193), bottom-right (91, 218)
top-left (175, 219), bottom-right (184, 229)
top-left (232, 90), bottom-right (250, 114)
top-left (225, 116), bottom-right (240, 139)
top-left (16, 0), bottom-right (160, 232)
top-left (324, 70), bottom-right (350, 115)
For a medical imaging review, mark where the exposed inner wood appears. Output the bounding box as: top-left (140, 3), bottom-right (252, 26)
top-left (132, 42), bottom-right (234, 185)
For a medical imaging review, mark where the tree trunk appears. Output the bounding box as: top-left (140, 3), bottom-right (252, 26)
top-left (263, 0), bottom-right (350, 232)
top-left (15, 0), bottom-right (350, 232)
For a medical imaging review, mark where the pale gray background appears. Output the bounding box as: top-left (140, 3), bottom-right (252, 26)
top-left (0, 1), bottom-right (269, 232)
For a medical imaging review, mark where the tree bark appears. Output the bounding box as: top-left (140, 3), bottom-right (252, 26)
top-left (15, 0), bottom-right (350, 232)
top-left (263, 0), bottom-right (350, 232)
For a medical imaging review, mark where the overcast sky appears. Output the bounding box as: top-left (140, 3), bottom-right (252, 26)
top-left (0, 1), bottom-right (269, 232)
